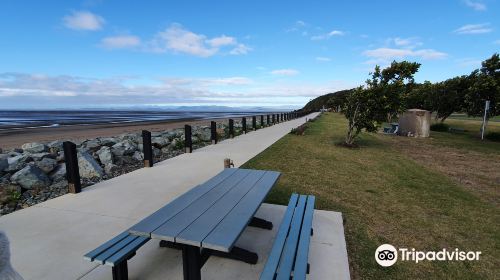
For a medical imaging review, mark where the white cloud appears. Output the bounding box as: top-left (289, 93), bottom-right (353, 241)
top-left (62, 11), bottom-right (104, 31)
top-left (315, 57), bottom-right (331, 62)
top-left (392, 37), bottom-right (422, 48)
top-left (311, 30), bottom-right (345, 40)
top-left (270, 69), bottom-right (300, 76)
top-left (363, 47), bottom-right (447, 64)
top-left (101, 35), bottom-right (141, 49)
top-left (464, 0), bottom-right (487, 11)
top-left (454, 23), bottom-right (492, 34)
top-left (230, 44), bottom-right (252, 55)
top-left (148, 24), bottom-right (250, 57)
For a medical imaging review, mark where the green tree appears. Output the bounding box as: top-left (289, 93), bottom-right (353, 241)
top-left (465, 53), bottom-right (500, 117)
top-left (342, 61), bottom-right (420, 145)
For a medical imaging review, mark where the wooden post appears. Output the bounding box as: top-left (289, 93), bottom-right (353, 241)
top-left (211, 121), bottom-right (217, 144)
top-left (185, 125), bottom-right (192, 153)
top-left (242, 117), bottom-right (247, 134)
top-left (267, 115), bottom-right (270, 126)
top-left (229, 119), bottom-right (234, 138)
top-left (224, 158), bottom-right (234, 168)
top-left (63, 141), bottom-right (81, 193)
top-left (272, 114), bottom-right (275, 124)
top-left (260, 115), bottom-right (264, 128)
top-left (252, 116), bottom-right (256, 131)
top-left (142, 130), bottom-right (153, 167)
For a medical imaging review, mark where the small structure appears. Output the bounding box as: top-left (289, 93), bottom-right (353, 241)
top-left (398, 109), bottom-right (431, 137)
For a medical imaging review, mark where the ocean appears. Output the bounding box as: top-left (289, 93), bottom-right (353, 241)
top-left (0, 110), bottom-right (271, 130)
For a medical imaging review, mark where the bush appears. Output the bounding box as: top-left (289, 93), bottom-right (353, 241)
top-left (290, 123), bottom-right (308, 135)
top-left (485, 132), bottom-right (500, 142)
top-left (430, 123), bottom-right (450, 132)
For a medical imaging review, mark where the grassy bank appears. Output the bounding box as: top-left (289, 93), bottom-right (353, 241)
top-left (242, 113), bottom-right (499, 279)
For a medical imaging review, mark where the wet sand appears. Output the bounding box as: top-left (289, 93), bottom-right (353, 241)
top-left (0, 117), bottom-right (231, 149)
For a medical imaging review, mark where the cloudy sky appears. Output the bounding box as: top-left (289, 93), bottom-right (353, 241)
top-left (0, 0), bottom-right (499, 109)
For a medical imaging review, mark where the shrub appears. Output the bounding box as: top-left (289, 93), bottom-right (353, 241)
top-left (290, 123), bottom-right (308, 135)
top-left (430, 123), bottom-right (450, 132)
top-left (485, 132), bottom-right (500, 142)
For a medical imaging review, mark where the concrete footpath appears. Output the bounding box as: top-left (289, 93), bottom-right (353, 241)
top-left (0, 113), bottom-right (351, 280)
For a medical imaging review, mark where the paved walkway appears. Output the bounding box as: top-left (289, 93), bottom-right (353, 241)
top-left (0, 113), bottom-right (351, 280)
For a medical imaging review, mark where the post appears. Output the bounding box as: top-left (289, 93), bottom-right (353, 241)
top-left (260, 115), bottom-right (264, 128)
top-left (185, 125), bottom-right (192, 153)
top-left (63, 141), bottom-right (81, 194)
top-left (229, 119), bottom-right (234, 138)
top-left (272, 114), bottom-right (275, 124)
top-left (211, 121), bottom-right (217, 144)
top-left (267, 115), bottom-right (270, 126)
top-left (481, 100), bottom-right (490, 140)
top-left (142, 130), bottom-right (153, 167)
top-left (252, 116), bottom-right (256, 131)
top-left (224, 158), bottom-right (234, 168)
top-left (242, 117), bottom-right (247, 134)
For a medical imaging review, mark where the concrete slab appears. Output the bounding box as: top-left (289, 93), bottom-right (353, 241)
top-left (80, 204), bottom-right (350, 280)
top-left (0, 113), bottom-right (350, 279)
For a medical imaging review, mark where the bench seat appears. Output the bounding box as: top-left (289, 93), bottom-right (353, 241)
top-left (261, 193), bottom-right (315, 280)
top-left (84, 231), bottom-right (149, 280)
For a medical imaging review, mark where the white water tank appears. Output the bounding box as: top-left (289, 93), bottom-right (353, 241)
top-left (398, 109), bottom-right (431, 137)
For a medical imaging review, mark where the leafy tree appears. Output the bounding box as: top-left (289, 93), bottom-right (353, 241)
top-left (464, 53), bottom-right (500, 117)
top-left (342, 61), bottom-right (420, 145)
top-left (432, 75), bottom-right (469, 122)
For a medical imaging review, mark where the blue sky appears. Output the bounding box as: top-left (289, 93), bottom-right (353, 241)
top-left (0, 0), bottom-right (499, 109)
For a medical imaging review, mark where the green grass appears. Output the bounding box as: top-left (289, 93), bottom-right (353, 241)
top-left (242, 113), bottom-right (499, 279)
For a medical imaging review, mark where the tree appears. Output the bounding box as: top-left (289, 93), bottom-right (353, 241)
top-left (464, 53), bottom-right (500, 117)
top-left (342, 61), bottom-right (420, 145)
top-left (431, 76), bottom-right (469, 122)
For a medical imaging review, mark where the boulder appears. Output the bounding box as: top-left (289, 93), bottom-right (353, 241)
top-left (21, 142), bottom-right (48, 153)
top-left (77, 151), bottom-right (104, 179)
top-left (99, 137), bottom-right (118, 147)
top-left (151, 137), bottom-right (169, 148)
top-left (197, 128), bottom-right (212, 142)
top-left (82, 139), bottom-right (101, 151)
top-left (0, 158), bottom-right (7, 172)
top-left (29, 152), bottom-right (53, 161)
top-left (96, 146), bottom-right (114, 166)
top-left (11, 165), bottom-right (51, 189)
top-left (47, 140), bottom-right (64, 153)
top-left (111, 140), bottom-right (137, 156)
top-left (132, 151), bottom-right (143, 161)
top-left (35, 158), bottom-right (58, 173)
top-left (49, 163), bottom-right (66, 182)
top-left (153, 147), bottom-right (161, 157)
top-left (0, 153), bottom-right (8, 160)
top-left (104, 164), bottom-right (119, 175)
top-left (5, 155), bottom-right (30, 172)
top-left (56, 151), bottom-right (65, 162)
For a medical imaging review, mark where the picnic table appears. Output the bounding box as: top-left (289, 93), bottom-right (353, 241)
top-left (128, 168), bottom-right (281, 280)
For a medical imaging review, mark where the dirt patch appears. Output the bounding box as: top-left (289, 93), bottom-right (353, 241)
top-left (379, 134), bottom-right (500, 207)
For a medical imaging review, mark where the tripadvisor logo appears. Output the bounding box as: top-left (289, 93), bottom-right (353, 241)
top-left (375, 244), bottom-right (482, 267)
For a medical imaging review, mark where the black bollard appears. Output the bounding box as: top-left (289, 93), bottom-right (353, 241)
top-left (252, 116), bottom-right (256, 131)
top-left (260, 115), bottom-right (264, 128)
top-left (229, 119), bottom-right (234, 138)
top-left (242, 117), bottom-right (247, 134)
top-left (272, 114), bottom-right (275, 124)
top-left (63, 141), bottom-right (81, 193)
top-left (211, 121), bottom-right (217, 144)
top-left (267, 115), bottom-right (270, 126)
top-left (142, 130), bottom-right (153, 167)
top-left (185, 125), bottom-right (192, 153)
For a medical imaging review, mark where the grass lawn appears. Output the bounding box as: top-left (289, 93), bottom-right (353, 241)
top-left (242, 112), bottom-right (499, 279)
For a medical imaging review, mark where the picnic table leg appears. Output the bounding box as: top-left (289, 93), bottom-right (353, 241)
top-left (248, 217), bottom-right (273, 230)
top-left (112, 262), bottom-right (128, 280)
top-left (208, 247), bottom-right (258, 265)
top-left (182, 245), bottom-right (202, 280)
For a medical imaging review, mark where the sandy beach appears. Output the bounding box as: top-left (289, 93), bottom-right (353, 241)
top-left (0, 117), bottom-right (232, 149)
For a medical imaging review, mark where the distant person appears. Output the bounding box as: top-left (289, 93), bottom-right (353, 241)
top-left (0, 231), bottom-right (24, 280)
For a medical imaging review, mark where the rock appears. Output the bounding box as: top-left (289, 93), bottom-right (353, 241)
top-left (11, 165), bottom-right (51, 189)
top-left (98, 137), bottom-right (117, 147)
top-left (153, 147), bottom-right (161, 157)
top-left (111, 140), bottom-right (137, 156)
top-left (132, 151), bottom-right (143, 161)
top-left (104, 164), bottom-right (119, 175)
top-left (21, 142), bottom-right (48, 153)
top-left (151, 137), bottom-right (169, 148)
top-left (49, 163), bottom-right (66, 182)
top-left (5, 155), bottom-right (30, 172)
top-left (35, 158), bottom-right (58, 173)
top-left (48, 180), bottom-right (68, 191)
top-left (0, 153), bottom-right (8, 160)
top-left (96, 146), bottom-right (114, 166)
top-left (77, 151), bottom-right (104, 179)
top-left (0, 184), bottom-right (21, 204)
top-left (137, 144), bottom-right (143, 152)
top-left (56, 151), bottom-right (65, 162)
top-left (161, 146), bottom-right (172, 154)
top-left (29, 152), bottom-right (52, 161)
top-left (13, 148), bottom-right (23, 153)
top-left (197, 128), bottom-right (212, 142)
top-left (47, 140), bottom-right (64, 153)
top-left (0, 158), bottom-right (7, 172)
top-left (163, 131), bottom-right (178, 140)
top-left (82, 139), bottom-right (101, 151)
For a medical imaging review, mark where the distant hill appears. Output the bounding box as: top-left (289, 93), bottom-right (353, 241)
top-left (301, 89), bottom-right (353, 112)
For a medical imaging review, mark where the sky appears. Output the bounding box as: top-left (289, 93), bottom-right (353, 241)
top-left (0, 0), bottom-right (499, 109)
